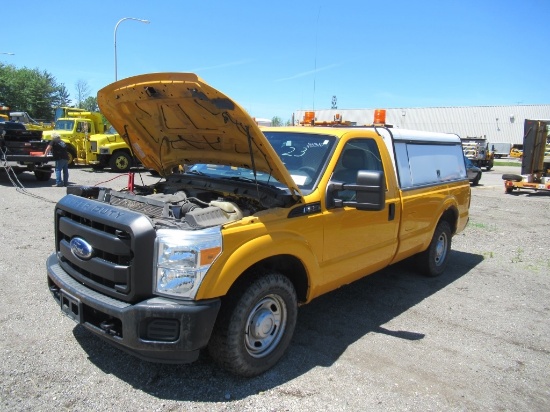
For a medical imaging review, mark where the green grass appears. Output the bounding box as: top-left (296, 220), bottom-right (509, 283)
top-left (468, 222), bottom-right (496, 231)
top-left (494, 160), bottom-right (521, 167)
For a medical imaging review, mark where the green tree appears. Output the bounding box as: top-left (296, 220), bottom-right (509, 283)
top-left (271, 116), bottom-right (283, 126)
top-left (53, 84), bottom-right (72, 108)
top-left (0, 63), bottom-right (70, 121)
top-left (82, 96), bottom-right (99, 112)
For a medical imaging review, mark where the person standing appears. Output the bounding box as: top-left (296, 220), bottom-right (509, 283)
top-left (44, 133), bottom-right (69, 187)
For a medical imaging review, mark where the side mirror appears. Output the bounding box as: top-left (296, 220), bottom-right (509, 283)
top-left (328, 170), bottom-right (385, 211)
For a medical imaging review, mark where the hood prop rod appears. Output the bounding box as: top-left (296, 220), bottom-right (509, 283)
top-left (245, 124), bottom-right (261, 199)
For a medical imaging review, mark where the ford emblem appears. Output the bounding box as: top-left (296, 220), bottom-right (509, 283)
top-left (70, 237), bottom-right (94, 260)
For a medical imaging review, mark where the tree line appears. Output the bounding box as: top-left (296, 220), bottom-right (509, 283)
top-left (0, 63), bottom-right (291, 125)
top-left (0, 63), bottom-right (97, 122)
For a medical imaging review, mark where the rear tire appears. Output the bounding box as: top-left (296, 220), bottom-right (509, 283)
top-left (472, 173), bottom-right (481, 186)
top-left (416, 221), bottom-right (452, 277)
top-left (208, 272), bottom-right (297, 377)
top-left (34, 171), bottom-right (52, 181)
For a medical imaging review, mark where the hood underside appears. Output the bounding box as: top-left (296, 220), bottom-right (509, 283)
top-left (97, 73), bottom-right (300, 196)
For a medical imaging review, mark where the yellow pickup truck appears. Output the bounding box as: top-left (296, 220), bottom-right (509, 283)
top-left (46, 73), bottom-right (470, 377)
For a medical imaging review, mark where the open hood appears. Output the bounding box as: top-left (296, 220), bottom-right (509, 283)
top-left (97, 73), bottom-right (301, 197)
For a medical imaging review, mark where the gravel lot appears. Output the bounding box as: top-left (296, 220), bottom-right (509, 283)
top-left (1, 163), bottom-right (549, 411)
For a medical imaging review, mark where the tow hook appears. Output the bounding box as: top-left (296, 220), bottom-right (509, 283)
top-left (100, 320), bottom-right (118, 336)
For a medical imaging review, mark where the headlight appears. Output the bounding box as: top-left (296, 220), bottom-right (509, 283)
top-left (154, 227), bottom-right (222, 299)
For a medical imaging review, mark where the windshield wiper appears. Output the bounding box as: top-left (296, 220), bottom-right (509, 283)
top-left (187, 169), bottom-right (206, 176)
top-left (220, 175), bottom-right (278, 188)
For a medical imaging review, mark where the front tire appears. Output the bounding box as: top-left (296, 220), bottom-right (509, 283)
top-left (208, 272), bottom-right (298, 377)
top-left (67, 147), bottom-right (77, 166)
top-left (416, 220), bottom-right (452, 277)
top-left (109, 151), bottom-right (132, 172)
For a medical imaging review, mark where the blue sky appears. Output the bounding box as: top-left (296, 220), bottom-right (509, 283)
top-left (2, 0), bottom-right (549, 121)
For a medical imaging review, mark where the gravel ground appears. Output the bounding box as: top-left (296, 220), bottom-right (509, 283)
top-left (1, 163), bottom-right (549, 411)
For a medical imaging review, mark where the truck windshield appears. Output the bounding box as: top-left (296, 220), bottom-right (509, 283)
top-left (54, 120), bottom-right (74, 131)
top-left (188, 131), bottom-right (336, 191)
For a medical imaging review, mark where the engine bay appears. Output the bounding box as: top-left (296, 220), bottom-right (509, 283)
top-left (67, 172), bottom-right (296, 230)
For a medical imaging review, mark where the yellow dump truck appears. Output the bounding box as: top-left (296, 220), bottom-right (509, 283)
top-left (46, 73), bottom-right (470, 377)
top-left (43, 111), bottom-right (105, 165)
top-left (43, 111), bottom-right (135, 171)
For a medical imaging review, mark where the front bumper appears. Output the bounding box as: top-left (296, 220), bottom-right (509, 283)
top-left (46, 253), bottom-right (220, 363)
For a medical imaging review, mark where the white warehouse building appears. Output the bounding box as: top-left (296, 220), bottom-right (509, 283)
top-left (293, 105), bottom-right (550, 145)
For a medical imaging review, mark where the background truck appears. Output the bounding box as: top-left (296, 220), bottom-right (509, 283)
top-left (42, 112), bottom-right (134, 171)
top-left (42, 111), bottom-right (106, 166)
top-left (88, 125), bottom-right (136, 172)
top-left (491, 142), bottom-right (512, 158)
top-left (46, 73), bottom-right (470, 377)
top-left (0, 105), bottom-right (10, 121)
top-left (502, 119), bottom-right (550, 194)
top-left (0, 121), bottom-right (52, 180)
top-left (9, 111), bottom-right (53, 131)
top-left (461, 136), bottom-right (494, 170)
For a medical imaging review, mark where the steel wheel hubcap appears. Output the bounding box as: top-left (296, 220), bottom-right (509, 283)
top-left (244, 294), bottom-right (286, 358)
top-left (434, 232), bottom-right (448, 266)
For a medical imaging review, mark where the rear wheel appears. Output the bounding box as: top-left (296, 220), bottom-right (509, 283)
top-left (208, 272), bottom-right (298, 377)
top-left (34, 170), bottom-right (52, 181)
top-left (472, 173), bottom-right (481, 186)
top-left (416, 220), bottom-right (452, 277)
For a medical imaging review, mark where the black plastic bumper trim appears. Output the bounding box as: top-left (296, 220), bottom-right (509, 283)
top-left (46, 253), bottom-right (221, 364)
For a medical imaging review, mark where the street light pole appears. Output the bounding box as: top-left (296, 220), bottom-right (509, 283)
top-left (114, 17), bottom-right (150, 81)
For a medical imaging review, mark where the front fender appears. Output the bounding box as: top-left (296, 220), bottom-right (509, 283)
top-left (195, 231), bottom-right (320, 301)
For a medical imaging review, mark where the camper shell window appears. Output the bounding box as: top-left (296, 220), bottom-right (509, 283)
top-left (394, 141), bottom-right (466, 189)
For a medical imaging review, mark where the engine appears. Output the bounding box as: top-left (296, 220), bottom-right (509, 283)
top-left (67, 182), bottom-right (261, 230)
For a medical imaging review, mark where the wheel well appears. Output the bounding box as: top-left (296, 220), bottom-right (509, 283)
top-left (440, 207), bottom-right (458, 234)
top-left (67, 144), bottom-right (77, 157)
top-left (225, 255), bottom-right (309, 304)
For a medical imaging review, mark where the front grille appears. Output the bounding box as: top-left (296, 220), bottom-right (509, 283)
top-left (55, 195), bottom-right (156, 302)
top-left (90, 141), bottom-right (98, 152)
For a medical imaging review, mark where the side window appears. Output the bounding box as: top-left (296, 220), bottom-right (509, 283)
top-left (333, 138), bottom-right (383, 184)
top-left (332, 138), bottom-right (383, 200)
top-left (76, 122), bottom-right (90, 133)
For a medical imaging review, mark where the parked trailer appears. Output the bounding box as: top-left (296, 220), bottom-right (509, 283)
top-left (502, 119), bottom-right (550, 194)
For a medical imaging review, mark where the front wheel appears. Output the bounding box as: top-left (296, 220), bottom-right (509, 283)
top-left (109, 151), bottom-right (132, 172)
top-left (208, 272), bottom-right (298, 377)
top-left (66, 150), bottom-right (75, 166)
top-left (416, 220), bottom-right (452, 277)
